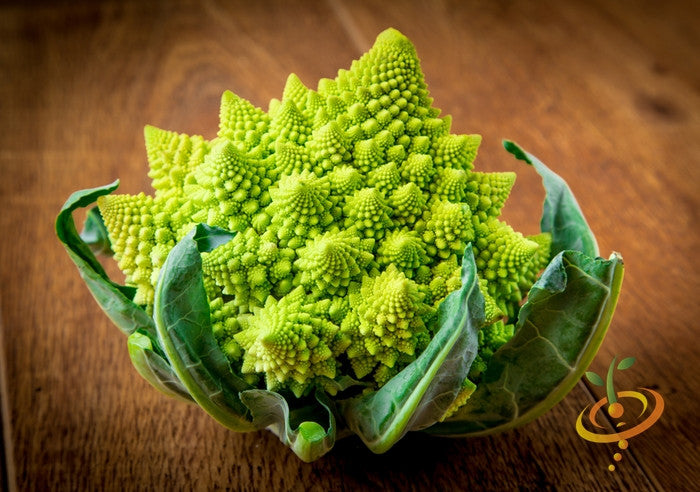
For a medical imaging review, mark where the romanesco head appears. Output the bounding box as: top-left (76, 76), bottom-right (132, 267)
top-left (97, 28), bottom-right (553, 399)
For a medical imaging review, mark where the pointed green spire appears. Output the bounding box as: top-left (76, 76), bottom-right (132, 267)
top-left (267, 170), bottom-right (334, 248)
top-left (202, 229), bottom-right (295, 313)
top-left (282, 73), bottom-right (311, 111)
top-left (433, 134), bottom-right (481, 171)
top-left (343, 187), bottom-right (393, 240)
top-left (466, 171), bottom-right (516, 221)
top-left (97, 193), bottom-right (173, 307)
top-left (188, 140), bottom-right (272, 232)
top-left (400, 153), bottom-right (434, 189)
top-left (294, 230), bottom-right (374, 296)
top-left (144, 125), bottom-right (210, 201)
top-left (473, 218), bottom-right (542, 317)
top-left (235, 286), bottom-right (349, 396)
top-left (309, 121), bottom-right (351, 173)
top-left (376, 229), bottom-right (430, 279)
top-left (218, 90), bottom-right (270, 152)
top-left (367, 161), bottom-right (401, 194)
top-left (274, 140), bottom-right (312, 177)
top-left (423, 200), bottom-right (474, 260)
top-left (270, 99), bottom-right (311, 145)
top-left (430, 167), bottom-right (469, 203)
top-left (342, 265), bottom-right (433, 384)
top-left (353, 138), bottom-right (384, 174)
top-left (328, 165), bottom-right (363, 196)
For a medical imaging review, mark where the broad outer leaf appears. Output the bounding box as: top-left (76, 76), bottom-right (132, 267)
top-left (153, 226), bottom-right (255, 432)
top-left (240, 390), bottom-right (336, 462)
top-left (56, 181), bottom-right (155, 337)
top-left (340, 248), bottom-right (482, 454)
top-left (127, 331), bottom-right (194, 403)
top-left (80, 206), bottom-right (114, 256)
top-left (504, 140), bottom-right (599, 258)
top-left (427, 250), bottom-right (624, 436)
top-left (57, 183), bottom-right (190, 400)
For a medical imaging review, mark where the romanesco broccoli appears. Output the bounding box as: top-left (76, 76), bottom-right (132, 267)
top-left (96, 28), bottom-right (551, 403)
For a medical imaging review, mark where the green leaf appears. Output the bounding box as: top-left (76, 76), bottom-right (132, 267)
top-left (617, 357), bottom-right (636, 371)
top-left (80, 206), bottom-right (114, 256)
top-left (340, 247), bottom-right (482, 453)
top-left (240, 390), bottom-right (337, 462)
top-left (153, 226), bottom-right (255, 432)
top-left (504, 140), bottom-right (599, 258)
top-left (585, 371), bottom-right (605, 386)
top-left (427, 250), bottom-right (624, 436)
top-left (56, 181), bottom-right (155, 337)
top-left (57, 183), bottom-right (188, 401)
top-left (191, 223), bottom-right (237, 253)
top-left (127, 330), bottom-right (193, 403)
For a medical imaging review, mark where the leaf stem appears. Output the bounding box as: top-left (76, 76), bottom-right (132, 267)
top-left (606, 356), bottom-right (618, 404)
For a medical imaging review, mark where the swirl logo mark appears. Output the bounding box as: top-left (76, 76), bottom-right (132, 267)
top-left (576, 356), bottom-right (664, 472)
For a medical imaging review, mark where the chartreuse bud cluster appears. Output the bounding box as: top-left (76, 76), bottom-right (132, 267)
top-left (97, 29), bottom-right (551, 406)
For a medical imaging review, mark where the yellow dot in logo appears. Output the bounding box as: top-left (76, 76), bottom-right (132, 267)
top-left (614, 453), bottom-right (622, 462)
top-left (608, 464), bottom-right (616, 472)
top-left (618, 439), bottom-right (628, 449)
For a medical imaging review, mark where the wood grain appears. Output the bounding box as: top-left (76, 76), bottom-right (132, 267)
top-left (1, 0), bottom-right (698, 490)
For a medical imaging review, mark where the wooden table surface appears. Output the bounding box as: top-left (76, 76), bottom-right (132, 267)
top-left (1, 0), bottom-right (698, 490)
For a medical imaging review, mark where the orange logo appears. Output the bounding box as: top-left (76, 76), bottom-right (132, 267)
top-left (575, 356), bottom-right (664, 472)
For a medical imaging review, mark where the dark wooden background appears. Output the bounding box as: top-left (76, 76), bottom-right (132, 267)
top-left (1, 0), bottom-right (698, 490)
